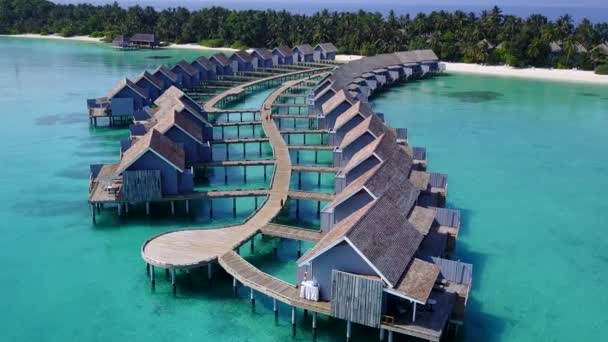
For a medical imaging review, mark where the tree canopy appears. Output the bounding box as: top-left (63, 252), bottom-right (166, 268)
top-left (1, 0), bottom-right (607, 69)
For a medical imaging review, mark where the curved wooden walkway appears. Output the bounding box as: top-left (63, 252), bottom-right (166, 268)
top-left (142, 76), bottom-right (323, 269)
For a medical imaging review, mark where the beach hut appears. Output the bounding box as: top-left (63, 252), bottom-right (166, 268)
top-left (104, 78), bottom-right (149, 116)
top-left (112, 35), bottom-right (133, 49)
top-left (117, 129), bottom-right (193, 197)
top-left (314, 43), bottom-right (338, 60)
top-left (591, 42), bottom-right (608, 62)
top-left (250, 48), bottom-right (274, 68)
top-left (129, 33), bottom-right (160, 48)
top-left (210, 53), bottom-right (233, 76)
top-left (133, 71), bottom-right (163, 101)
top-left (272, 46), bottom-right (294, 65)
top-left (329, 101), bottom-right (373, 145)
top-left (152, 65), bottom-right (179, 90)
top-left (229, 51), bottom-right (255, 72)
top-left (152, 109), bottom-right (209, 164)
top-left (191, 56), bottom-right (217, 81)
top-left (171, 60), bottom-right (200, 89)
top-left (293, 44), bottom-right (315, 63)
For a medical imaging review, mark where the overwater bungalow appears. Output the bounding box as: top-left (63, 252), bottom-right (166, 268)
top-left (150, 108), bottom-right (210, 164)
top-left (314, 43), bottom-right (338, 61)
top-left (319, 90), bottom-right (355, 129)
top-left (250, 48), bottom-right (274, 68)
top-left (130, 33), bottom-right (160, 48)
top-left (153, 86), bottom-right (211, 135)
top-left (332, 114), bottom-right (387, 167)
top-left (112, 35), bottom-right (134, 49)
top-left (172, 60), bottom-right (200, 89)
top-left (152, 65), bottom-right (180, 90)
top-left (210, 53), bottom-right (234, 76)
top-left (191, 56), bottom-right (217, 81)
top-left (328, 101), bottom-right (373, 145)
top-left (272, 46), bottom-right (294, 65)
top-left (134, 71), bottom-right (164, 101)
top-left (87, 78), bottom-right (149, 119)
top-left (230, 51), bottom-right (255, 72)
top-left (293, 44), bottom-right (315, 63)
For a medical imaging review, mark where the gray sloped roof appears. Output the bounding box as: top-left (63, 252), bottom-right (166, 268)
top-left (430, 257), bottom-right (473, 285)
top-left (273, 46), bottom-right (293, 57)
top-left (173, 60), bottom-right (199, 77)
top-left (294, 44), bottom-right (315, 55)
top-left (130, 33), bottom-right (157, 43)
top-left (153, 65), bottom-right (179, 83)
top-left (316, 43), bottom-right (338, 53)
top-left (231, 50), bottom-right (253, 63)
top-left (211, 52), bottom-right (231, 66)
top-left (346, 195), bottom-right (424, 287)
top-left (251, 48), bottom-right (274, 60)
top-left (193, 56), bottom-right (215, 70)
top-left (107, 78), bottom-right (148, 99)
top-left (134, 70), bottom-right (163, 90)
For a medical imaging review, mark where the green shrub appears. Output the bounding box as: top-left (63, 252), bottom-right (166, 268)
top-left (200, 38), bottom-right (225, 48)
top-left (90, 31), bottom-right (105, 38)
top-left (229, 40), bottom-right (248, 50)
top-left (595, 64), bottom-right (608, 75)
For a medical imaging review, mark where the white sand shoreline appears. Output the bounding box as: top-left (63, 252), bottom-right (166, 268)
top-left (2, 35), bottom-right (606, 85)
top-left (445, 62), bottom-right (608, 85)
top-left (0, 33), bottom-right (104, 43)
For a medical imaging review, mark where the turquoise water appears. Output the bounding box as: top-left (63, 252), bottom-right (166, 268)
top-left (1, 37), bottom-right (607, 342)
top-left (373, 74), bottom-right (608, 341)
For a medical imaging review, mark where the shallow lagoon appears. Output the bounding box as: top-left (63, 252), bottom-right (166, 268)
top-left (0, 37), bottom-right (607, 341)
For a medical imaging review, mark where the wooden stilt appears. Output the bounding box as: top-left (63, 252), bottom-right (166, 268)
top-left (171, 268), bottom-right (176, 295)
top-left (91, 204), bottom-right (96, 224)
top-left (170, 201), bottom-right (175, 215)
top-left (312, 312), bottom-right (317, 330)
top-left (297, 240), bottom-right (302, 257)
top-left (145, 202), bottom-right (150, 215)
top-left (243, 165), bottom-right (247, 183)
top-left (207, 263), bottom-right (212, 280)
top-left (273, 298), bottom-right (278, 313)
top-left (146, 263), bottom-right (150, 276)
top-left (250, 287), bottom-right (255, 304)
top-left (150, 265), bottom-right (155, 290)
top-left (233, 197), bottom-right (237, 217)
top-left (379, 328), bottom-right (385, 341)
top-left (291, 306), bottom-right (296, 326)
top-left (346, 320), bottom-right (352, 342)
top-left (388, 330), bottom-right (393, 342)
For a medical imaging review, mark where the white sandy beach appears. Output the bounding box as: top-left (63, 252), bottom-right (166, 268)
top-left (336, 54), bottom-right (364, 62)
top-left (166, 43), bottom-right (238, 52)
top-left (0, 33), bottom-right (104, 43)
top-left (445, 62), bottom-right (608, 85)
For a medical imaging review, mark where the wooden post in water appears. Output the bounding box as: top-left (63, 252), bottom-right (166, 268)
top-left (145, 202), bottom-right (150, 215)
top-left (207, 263), bottom-right (212, 280)
top-left (273, 298), bottom-right (278, 315)
top-left (171, 268), bottom-right (176, 295)
top-left (346, 320), bottom-right (352, 342)
top-left (185, 200), bottom-right (190, 214)
top-left (170, 201), bottom-right (175, 215)
top-left (312, 312), bottom-right (317, 330)
top-left (379, 328), bottom-right (385, 341)
top-left (387, 330), bottom-right (393, 342)
top-left (250, 287), bottom-right (255, 305)
top-left (150, 265), bottom-right (155, 290)
top-left (233, 197), bottom-right (237, 217)
top-left (297, 240), bottom-right (302, 257)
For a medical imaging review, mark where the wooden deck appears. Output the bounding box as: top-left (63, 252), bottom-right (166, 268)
top-left (260, 223), bottom-right (323, 242)
top-left (163, 189), bottom-right (269, 201)
top-left (143, 78), bottom-right (312, 269)
top-left (213, 120), bottom-right (262, 127)
top-left (219, 251), bottom-right (331, 315)
top-left (292, 165), bottom-right (340, 173)
top-left (288, 190), bottom-right (335, 202)
top-left (288, 145), bottom-right (334, 151)
top-left (273, 114), bottom-right (316, 119)
top-left (210, 137), bottom-right (269, 144)
top-left (195, 160), bottom-right (275, 167)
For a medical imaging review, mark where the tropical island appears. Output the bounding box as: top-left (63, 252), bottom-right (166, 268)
top-left (1, 0), bottom-right (608, 74)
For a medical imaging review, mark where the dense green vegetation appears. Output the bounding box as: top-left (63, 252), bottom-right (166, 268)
top-left (1, 0), bottom-right (608, 70)
top-left (595, 64), bottom-right (608, 75)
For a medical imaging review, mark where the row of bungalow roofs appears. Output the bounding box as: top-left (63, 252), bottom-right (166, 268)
top-left (287, 50), bottom-right (471, 338)
top-left (87, 46), bottom-right (471, 340)
top-left (88, 43), bottom-right (338, 118)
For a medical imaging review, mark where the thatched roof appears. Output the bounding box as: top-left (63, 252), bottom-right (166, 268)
top-left (134, 71), bottom-right (163, 91)
top-left (231, 50), bottom-right (253, 63)
top-left (315, 43), bottom-right (338, 53)
top-left (293, 44), bottom-right (315, 55)
top-left (173, 60), bottom-right (199, 77)
top-left (251, 48), bottom-right (274, 60)
top-left (273, 46), bottom-right (293, 57)
top-left (210, 53), bottom-right (231, 66)
top-left (117, 129), bottom-right (185, 174)
top-left (107, 78), bottom-right (148, 100)
top-left (153, 65), bottom-right (179, 83)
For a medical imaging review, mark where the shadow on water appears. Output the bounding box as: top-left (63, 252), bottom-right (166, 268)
top-left (35, 112), bottom-right (88, 125)
top-left (444, 91), bottom-right (503, 103)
